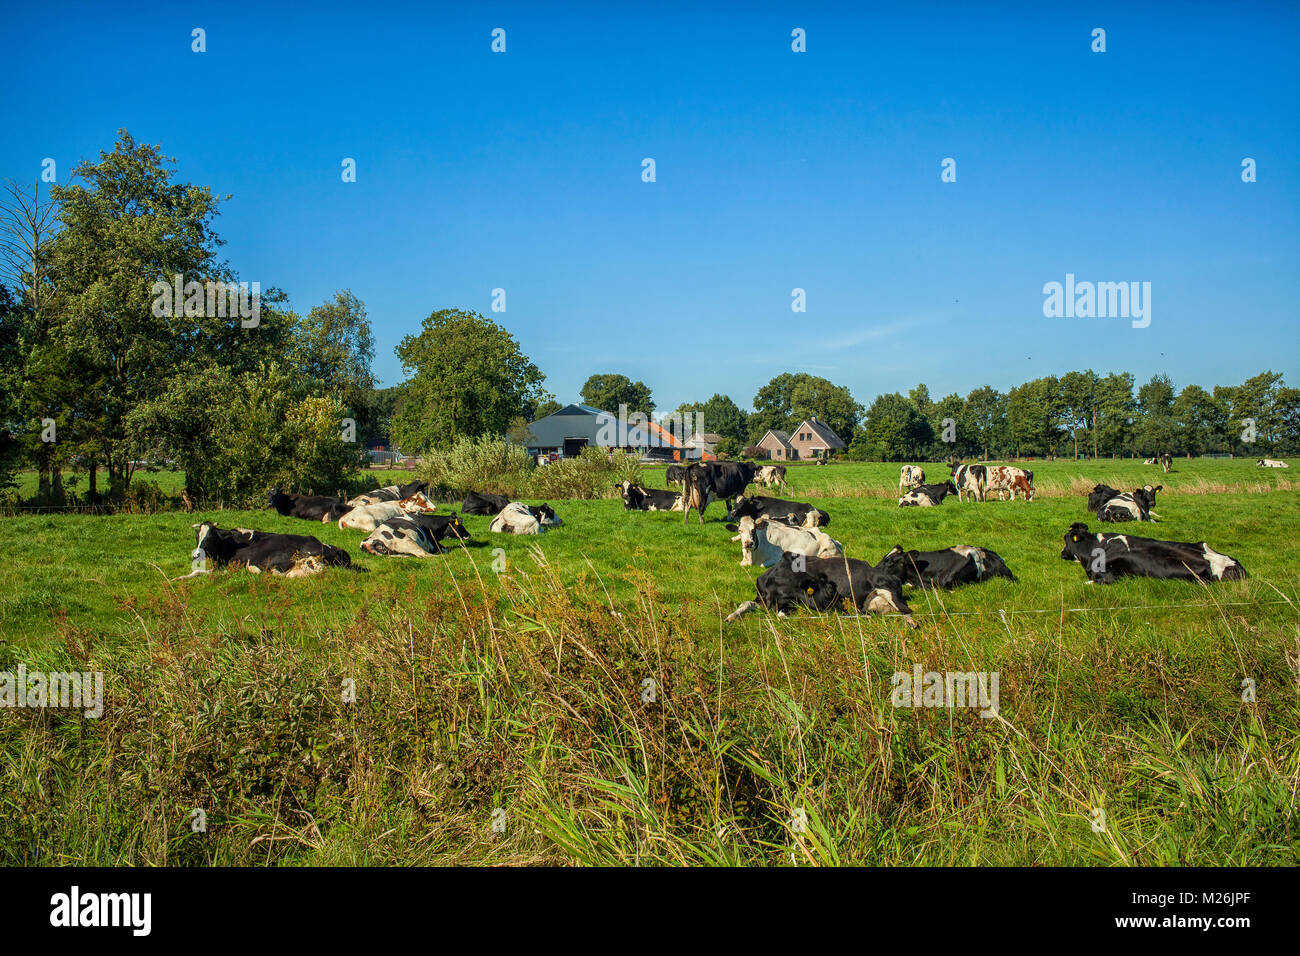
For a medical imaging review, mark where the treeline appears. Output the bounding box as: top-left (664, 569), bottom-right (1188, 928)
top-left (850, 371), bottom-right (1299, 461)
top-left (626, 370), bottom-right (1298, 462)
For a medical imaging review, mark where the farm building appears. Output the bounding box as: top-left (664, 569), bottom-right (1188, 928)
top-left (683, 431), bottom-right (725, 458)
top-left (753, 418), bottom-right (845, 460)
top-left (523, 403), bottom-right (685, 462)
top-left (754, 429), bottom-right (796, 461)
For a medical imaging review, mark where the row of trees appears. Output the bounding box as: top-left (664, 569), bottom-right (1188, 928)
top-left (853, 371), bottom-right (1298, 461)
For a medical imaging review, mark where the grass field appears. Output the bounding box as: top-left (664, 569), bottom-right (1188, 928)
top-left (1, 459), bottom-right (1296, 865)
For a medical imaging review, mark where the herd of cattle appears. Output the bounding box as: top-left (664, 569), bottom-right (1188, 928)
top-left (182, 482), bottom-right (563, 578)
top-left (179, 456), bottom-right (1256, 628)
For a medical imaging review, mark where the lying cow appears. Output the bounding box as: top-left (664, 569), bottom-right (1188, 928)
top-left (1143, 458), bottom-right (1157, 466)
top-left (180, 522), bottom-right (351, 578)
top-left (755, 465), bottom-right (788, 491)
top-left (616, 480), bottom-right (683, 512)
top-left (1086, 484), bottom-right (1122, 512)
top-left (726, 553), bottom-right (916, 627)
top-left (898, 465), bottom-right (925, 495)
top-left (950, 463), bottom-right (987, 502)
top-left (461, 490), bottom-right (511, 515)
top-left (267, 488), bottom-right (352, 523)
top-left (347, 479), bottom-right (428, 508)
top-left (360, 514), bottom-right (470, 557)
top-left (1095, 485), bottom-right (1161, 522)
top-left (899, 481), bottom-right (958, 507)
top-left (1060, 522), bottom-right (1247, 584)
top-left (340, 491), bottom-right (438, 531)
top-left (489, 502), bottom-right (562, 535)
top-left (986, 465), bottom-right (1034, 501)
top-left (1257, 459), bottom-right (1289, 468)
top-left (877, 545), bottom-right (1016, 590)
top-left (727, 494), bottom-right (829, 528)
top-left (682, 461), bottom-right (756, 524)
top-left (724, 515), bottom-right (843, 568)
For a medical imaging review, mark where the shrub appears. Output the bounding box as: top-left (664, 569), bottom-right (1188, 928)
top-left (420, 435), bottom-right (535, 499)
top-left (528, 447), bottom-right (640, 500)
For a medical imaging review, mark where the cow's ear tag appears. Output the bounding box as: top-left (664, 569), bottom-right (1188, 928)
top-left (1071, 535), bottom-right (1080, 542)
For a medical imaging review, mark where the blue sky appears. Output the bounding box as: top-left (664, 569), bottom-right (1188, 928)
top-left (3, 1), bottom-right (1297, 414)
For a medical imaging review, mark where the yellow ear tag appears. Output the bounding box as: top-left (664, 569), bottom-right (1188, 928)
top-left (1072, 535), bottom-right (1080, 542)
top-left (805, 586), bottom-right (815, 594)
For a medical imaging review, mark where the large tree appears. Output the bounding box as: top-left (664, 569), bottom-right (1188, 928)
top-left (46, 131), bottom-right (230, 497)
top-left (750, 372), bottom-right (861, 443)
top-left (392, 309), bottom-right (545, 453)
top-left (580, 373), bottom-right (654, 415)
top-left (671, 393), bottom-right (747, 443)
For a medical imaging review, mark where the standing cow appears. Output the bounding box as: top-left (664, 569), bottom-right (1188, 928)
top-left (682, 461), bottom-right (756, 524)
top-left (950, 463), bottom-right (987, 503)
top-left (898, 466), bottom-right (925, 495)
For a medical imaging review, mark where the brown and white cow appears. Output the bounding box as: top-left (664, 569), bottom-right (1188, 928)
top-left (986, 465), bottom-right (1034, 501)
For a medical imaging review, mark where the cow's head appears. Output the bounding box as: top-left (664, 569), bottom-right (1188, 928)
top-left (443, 515), bottom-right (471, 540)
top-left (616, 480), bottom-right (643, 509)
top-left (726, 494), bottom-right (758, 521)
top-left (1061, 522), bottom-right (1097, 561)
top-left (1014, 475), bottom-right (1035, 501)
top-left (531, 503), bottom-right (561, 526)
top-left (940, 481), bottom-right (959, 498)
top-left (267, 488), bottom-right (282, 508)
top-left (1133, 484), bottom-right (1162, 512)
top-left (725, 516), bottom-right (759, 565)
top-left (774, 552), bottom-right (840, 611)
top-left (876, 545), bottom-right (908, 577)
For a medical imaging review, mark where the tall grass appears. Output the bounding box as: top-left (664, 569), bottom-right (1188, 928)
top-left (1, 551), bottom-right (1293, 866)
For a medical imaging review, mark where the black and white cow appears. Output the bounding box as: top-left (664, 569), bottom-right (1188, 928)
top-left (898, 465), bottom-right (925, 495)
top-left (682, 461), bottom-right (756, 524)
top-left (489, 502), bottom-right (562, 535)
top-left (877, 545), bottom-right (1016, 590)
top-left (360, 514), bottom-right (470, 557)
top-left (181, 523), bottom-right (352, 578)
top-left (461, 490), bottom-right (511, 515)
top-left (347, 479), bottom-right (428, 508)
top-left (1257, 459), bottom-right (1289, 469)
top-left (898, 481), bottom-right (959, 507)
top-left (950, 463), bottom-right (987, 502)
top-left (267, 488), bottom-right (352, 523)
top-left (724, 515), bottom-right (843, 567)
top-left (1060, 523), bottom-right (1247, 584)
top-left (616, 480), bottom-right (683, 512)
top-left (727, 494), bottom-right (829, 528)
top-left (725, 553), bottom-right (916, 627)
top-left (339, 491), bottom-right (438, 531)
top-left (1095, 485), bottom-right (1162, 522)
top-left (1086, 484), bottom-right (1122, 512)
top-left (665, 465), bottom-right (686, 486)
